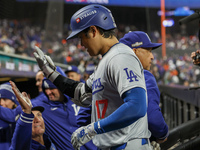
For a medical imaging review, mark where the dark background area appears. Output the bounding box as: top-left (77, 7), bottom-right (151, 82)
top-left (0, 0), bottom-right (199, 35)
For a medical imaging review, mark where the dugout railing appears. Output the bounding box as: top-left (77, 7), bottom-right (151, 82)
top-left (159, 84), bottom-right (200, 150)
top-left (0, 51), bottom-right (69, 79)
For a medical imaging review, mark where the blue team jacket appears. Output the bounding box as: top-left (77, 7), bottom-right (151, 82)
top-left (31, 66), bottom-right (97, 150)
top-left (144, 70), bottom-right (169, 140)
top-left (32, 91), bottom-right (94, 150)
top-left (0, 106), bottom-right (21, 150)
top-left (9, 112), bottom-right (56, 150)
top-left (32, 96), bottom-right (78, 150)
top-left (0, 120), bottom-right (16, 150)
top-left (31, 92), bottom-right (48, 102)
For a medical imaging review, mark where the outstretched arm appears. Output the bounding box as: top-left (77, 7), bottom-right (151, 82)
top-left (9, 81), bottom-right (33, 150)
top-left (33, 46), bottom-right (92, 107)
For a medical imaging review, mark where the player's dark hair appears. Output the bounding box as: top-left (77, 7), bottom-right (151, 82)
top-left (97, 27), bottom-right (115, 38)
top-left (83, 26), bottom-right (115, 39)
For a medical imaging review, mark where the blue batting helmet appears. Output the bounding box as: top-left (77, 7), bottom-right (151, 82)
top-left (67, 4), bottom-right (117, 40)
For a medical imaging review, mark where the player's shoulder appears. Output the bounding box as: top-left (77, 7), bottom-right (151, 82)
top-left (32, 98), bottom-right (48, 107)
top-left (114, 42), bottom-right (134, 54)
top-left (144, 70), bottom-right (157, 86)
top-left (144, 70), bottom-right (154, 77)
top-left (105, 43), bottom-right (136, 59)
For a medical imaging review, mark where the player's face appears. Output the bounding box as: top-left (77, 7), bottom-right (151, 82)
top-left (66, 72), bottom-right (81, 81)
top-left (83, 73), bottom-right (90, 81)
top-left (78, 27), bottom-right (101, 56)
top-left (32, 110), bottom-right (45, 138)
top-left (0, 98), bottom-right (15, 109)
top-left (45, 88), bottom-right (64, 102)
top-left (35, 71), bottom-right (44, 93)
top-left (134, 48), bottom-right (154, 70)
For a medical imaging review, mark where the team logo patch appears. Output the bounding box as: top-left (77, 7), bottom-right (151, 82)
top-left (92, 78), bottom-right (104, 94)
top-left (131, 42), bottom-right (143, 47)
top-left (76, 18), bottom-right (80, 23)
top-left (124, 68), bottom-right (139, 82)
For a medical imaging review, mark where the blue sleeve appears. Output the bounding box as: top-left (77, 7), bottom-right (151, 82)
top-left (0, 120), bottom-right (9, 128)
top-left (144, 70), bottom-right (169, 139)
top-left (31, 92), bottom-right (48, 102)
top-left (76, 106), bottom-right (92, 127)
top-left (9, 112), bottom-right (34, 150)
top-left (0, 106), bottom-right (22, 123)
top-left (77, 106), bottom-right (98, 150)
top-left (94, 87), bottom-right (147, 134)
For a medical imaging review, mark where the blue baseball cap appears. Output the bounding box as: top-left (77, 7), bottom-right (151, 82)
top-left (85, 64), bottom-right (95, 75)
top-left (42, 66), bottom-right (70, 100)
top-left (32, 106), bottom-right (44, 113)
top-left (42, 66), bottom-right (66, 90)
top-left (65, 65), bottom-right (80, 74)
top-left (119, 31), bottom-right (162, 50)
top-left (0, 82), bottom-right (19, 105)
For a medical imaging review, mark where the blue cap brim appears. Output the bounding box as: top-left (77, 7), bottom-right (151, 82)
top-left (66, 28), bottom-right (85, 40)
top-left (32, 106), bottom-right (44, 113)
top-left (142, 43), bottom-right (162, 50)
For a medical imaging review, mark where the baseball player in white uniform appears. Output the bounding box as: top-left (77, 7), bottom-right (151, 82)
top-left (33, 4), bottom-right (152, 150)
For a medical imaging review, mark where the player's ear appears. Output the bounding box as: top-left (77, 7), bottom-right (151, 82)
top-left (133, 48), bottom-right (137, 53)
top-left (90, 26), bottom-right (97, 37)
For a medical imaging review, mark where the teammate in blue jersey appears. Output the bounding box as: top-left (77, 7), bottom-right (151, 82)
top-left (119, 31), bottom-right (169, 144)
top-left (32, 66), bottom-right (92, 150)
top-left (0, 82), bottom-right (19, 150)
top-left (31, 70), bottom-right (48, 102)
top-left (0, 71), bottom-right (47, 150)
top-left (0, 70), bottom-right (47, 129)
top-left (65, 65), bottom-right (98, 150)
top-left (34, 4), bottom-right (152, 150)
top-left (65, 65), bottom-right (92, 127)
top-left (9, 80), bottom-right (56, 150)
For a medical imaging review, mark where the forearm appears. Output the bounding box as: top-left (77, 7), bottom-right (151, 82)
top-left (0, 106), bottom-right (21, 123)
top-left (53, 74), bottom-right (80, 98)
top-left (94, 87), bottom-right (147, 134)
top-left (53, 75), bottom-right (92, 107)
top-left (10, 112), bottom-right (33, 150)
top-left (76, 106), bottom-right (92, 127)
top-left (148, 108), bottom-right (169, 140)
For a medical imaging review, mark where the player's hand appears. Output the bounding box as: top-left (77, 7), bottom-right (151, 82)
top-left (33, 46), bottom-right (56, 78)
top-left (191, 50), bottom-right (200, 65)
top-left (156, 137), bottom-right (167, 144)
top-left (9, 81), bottom-right (32, 114)
top-left (151, 141), bottom-right (161, 150)
top-left (71, 122), bottom-right (97, 149)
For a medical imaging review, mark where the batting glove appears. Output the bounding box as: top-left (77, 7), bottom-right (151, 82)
top-left (151, 141), bottom-right (161, 150)
top-left (71, 122), bottom-right (97, 150)
top-left (33, 46), bottom-right (56, 78)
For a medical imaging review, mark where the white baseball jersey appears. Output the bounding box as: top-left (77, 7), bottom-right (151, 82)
top-left (87, 43), bottom-right (151, 148)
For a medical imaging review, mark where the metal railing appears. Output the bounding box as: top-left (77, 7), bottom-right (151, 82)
top-left (159, 85), bottom-right (200, 149)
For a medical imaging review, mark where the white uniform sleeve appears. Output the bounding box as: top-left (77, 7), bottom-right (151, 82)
top-left (107, 53), bottom-right (145, 97)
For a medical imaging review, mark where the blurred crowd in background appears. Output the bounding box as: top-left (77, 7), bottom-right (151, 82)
top-left (0, 19), bottom-right (200, 87)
